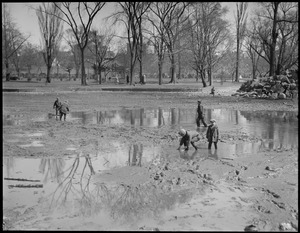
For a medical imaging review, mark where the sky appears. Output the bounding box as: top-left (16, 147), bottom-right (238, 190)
top-left (5, 2), bottom-right (259, 48)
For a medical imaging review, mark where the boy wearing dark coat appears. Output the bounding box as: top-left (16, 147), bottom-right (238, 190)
top-left (206, 119), bottom-right (219, 149)
top-left (53, 98), bottom-right (61, 116)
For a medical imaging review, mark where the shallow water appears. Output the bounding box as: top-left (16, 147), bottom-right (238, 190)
top-left (4, 107), bottom-right (296, 230)
top-left (3, 108), bottom-right (298, 151)
top-left (3, 149), bottom-right (258, 230)
top-left (2, 154), bottom-right (199, 230)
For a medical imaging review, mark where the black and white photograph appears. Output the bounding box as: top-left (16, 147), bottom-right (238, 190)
top-left (2, 2), bottom-right (298, 231)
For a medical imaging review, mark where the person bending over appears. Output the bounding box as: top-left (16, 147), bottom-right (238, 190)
top-left (177, 128), bottom-right (201, 151)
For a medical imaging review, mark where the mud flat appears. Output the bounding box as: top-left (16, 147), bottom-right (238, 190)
top-left (3, 82), bottom-right (298, 231)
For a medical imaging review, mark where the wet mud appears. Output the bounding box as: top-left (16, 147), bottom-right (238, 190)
top-left (3, 90), bottom-right (298, 231)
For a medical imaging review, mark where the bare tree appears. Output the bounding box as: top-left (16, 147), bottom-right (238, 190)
top-left (2, 3), bottom-right (29, 81)
top-left (36, 2), bottom-right (64, 83)
top-left (145, 2), bottom-right (168, 85)
top-left (234, 2), bottom-right (248, 82)
top-left (53, 2), bottom-right (106, 85)
top-left (250, 2), bottom-right (298, 76)
top-left (111, 2), bottom-right (139, 85)
top-left (64, 28), bottom-right (81, 80)
top-left (132, 2), bottom-right (151, 84)
top-left (244, 22), bottom-right (263, 80)
top-left (88, 28), bottom-right (115, 84)
top-left (19, 42), bottom-right (41, 75)
top-left (207, 17), bottom-right (232, 86)
top-left (189, 2), bottom-right (230, 87)
top-left (161, 2), bottom-right (190, 84)
top-left (275, 2), bottom-right (298, 73)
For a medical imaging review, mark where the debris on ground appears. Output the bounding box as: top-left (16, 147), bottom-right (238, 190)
top-left (232, 73), bottom-right (298, 99)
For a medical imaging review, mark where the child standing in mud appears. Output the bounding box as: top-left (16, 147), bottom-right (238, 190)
top-left (53, 97), bottom-right (61, 116)
top-left (206, 119), bottom-right (219, 149)
top-left (177, 128), bottom-right (201, 151)
top-left (58, 101), bottom-right (70, 121)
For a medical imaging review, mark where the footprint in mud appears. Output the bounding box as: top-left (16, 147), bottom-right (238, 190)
top-left (256, 205), bottom-right (272, 214)
top-left (201, 198), bottom-right (217, 206)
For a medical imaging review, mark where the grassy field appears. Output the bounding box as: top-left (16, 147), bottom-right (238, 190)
top-left (2, 77), bottom-right (243, 94)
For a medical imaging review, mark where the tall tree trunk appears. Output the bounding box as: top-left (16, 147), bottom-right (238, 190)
top-left (139, 26), bottom-right (143, 84)
top-left (235, 35), bottom-right (240, 82)
top-left (208, 68), bottom-right (212, 86)
top-left (130, 54), bottom-right (134, 85)
top-left (158, 57), bottom-right (163, 85)
top-left (252, 63), bottom-right (256, 80)
top-left (200, 68), bottom-right (207, 87)
top-left (75, 68), bottom-right (79, 81)
top-left (46, 65), bottom-right (51, 83)
top-left (81, 49), bottom-right (86, 85)
top-left (169, 54), bottom-right (176, 84)
top-left (178, 50), bottom-right (181, 80)
top-left (98, 63), bottom-right (102, 84)
top-left (98, 70), bottom-right (102, 85)
top-left (270, 2), bottom-right (279, 77)
top-left (5, 62), bottom-right (10, 81)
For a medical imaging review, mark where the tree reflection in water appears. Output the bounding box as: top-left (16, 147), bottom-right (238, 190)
top-left (3, 157), bottom-right (15, 178)
top-left (97, 183), bottom-right (195, 224)
top-left (49, 153), bottom-right (95, 211)
top-left (39, 158), bottom-right (66, 183)
top-left (127, 144), bottom-right (143, 166)
top-left (47, 153), bottom-right (196, 223)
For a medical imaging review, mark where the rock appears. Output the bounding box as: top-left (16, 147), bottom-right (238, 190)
top-left (265, 166), bottom-right (276, 171)
top-left (278, 93), bottom-right (286, 99)
top-left (244, 224), bottom-right (258, 231)
top-left (279, 222), bottom-right (293, 231)
top-left (154, 174), bottom-right (160, 180)
top-left (164, 164), bottom-right (169, 170)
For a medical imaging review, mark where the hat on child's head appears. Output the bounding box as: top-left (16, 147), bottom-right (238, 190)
top-left (210, 119), bottom-right (216, 123)
top-left (178, 128), bottom-right (186, 135)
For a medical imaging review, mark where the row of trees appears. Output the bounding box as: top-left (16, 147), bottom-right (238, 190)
top-left (2, 2), bottom-right (298, 86)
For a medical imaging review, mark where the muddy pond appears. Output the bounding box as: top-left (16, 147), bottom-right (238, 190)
top-left (3, 107), bottom-right (298, 230)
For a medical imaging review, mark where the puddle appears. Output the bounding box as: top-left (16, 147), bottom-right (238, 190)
top-left (3, 144), bottom-right (258, 230)
top-left (3, 108), bottom-right (298, 151)
top-left (3, 106), bottom-right (297, 229)
top-left (2, 153), bottom-right (199, 230)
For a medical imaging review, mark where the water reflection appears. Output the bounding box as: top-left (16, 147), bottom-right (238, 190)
top-left (2, 114), bottom-right (25, 126)
top-left (3, 154), bottom-right (197, 225)
top-left (128, 144), bottom-right (143, 166)
top-left (39, 158), bottom-right (66, 183)
top-left (49, 154), bottom-right (95, 209)
top-left (3, 108), bottom-right (298, 150)
top-left (178, 148), bottom-right (219, 161)
top-left (208, 149), bottom-right (218, 160)
top-left (179, 150), bottom-right (200, 160)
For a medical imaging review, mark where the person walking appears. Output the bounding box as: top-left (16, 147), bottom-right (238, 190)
top-left (196, 100), bottom-right (207, 127)
top-left (206, 119), bottom-right (219, 149)
top-left (53, 97), bottom-right (61, 116)
top-left (177, 128), bottom-right (201, 151)
top-left (58, 101), bottom-right (70, 121)
top-left (210, 87), bottom-right (215, 97)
